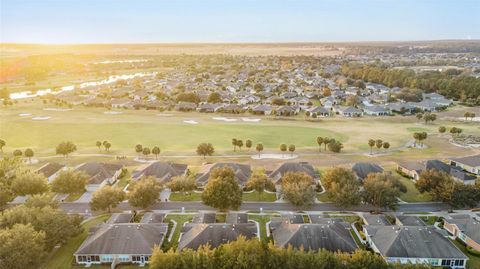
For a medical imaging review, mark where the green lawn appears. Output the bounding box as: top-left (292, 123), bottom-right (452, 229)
top-left (248, 214), bottom-right (274, 243)
top-left (169, 192), bottom-right (202, 201)
top-left (42, 214), bottom-right (111, 269)
top-left (242, 191), bottom-right (277, 202)
top-left (162, 214), bottom-right (194, 251)
top-left (451, 239), bottom-right (480, 269)
top-left (396, 176), bottom-right (432, 202)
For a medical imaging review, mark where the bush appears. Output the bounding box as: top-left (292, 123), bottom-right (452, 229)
top-left (467, 246), bottom-right (480, 256)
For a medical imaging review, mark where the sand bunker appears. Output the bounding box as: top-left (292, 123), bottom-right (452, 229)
top-left (18, 113), bottom-right (32, 117)
top-left (184, 120), bottom-right (198, 124)
top-left (32, 116), bottom-right (51, 121)
top-left (44, 108), bottom-right (72, 112)
top-left (104, 111), bottom-right (123, 115)
top-left (251, 153), bottom-right (298, 160)
top-left (241, 117), bottom-right (261, 122)
top-left (212, 117), bottom-right (238, 122)
top-left (157, 113), bottom-right (173, 117)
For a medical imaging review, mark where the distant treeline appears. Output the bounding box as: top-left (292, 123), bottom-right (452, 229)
top-left (341, 63), bottom-right (480, 104)
top-left (150, 237), bottom-right (431, 269)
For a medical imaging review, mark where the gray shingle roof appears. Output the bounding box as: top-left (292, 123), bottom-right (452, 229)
top-left (268, 162), bottom-right (318, 185)
top-left (352, 163), bottom-right (384, 180)
top-left (75, 223), bottom-right (168, 255)
top-left (273, 219), bottom-right (357, 253)
top-left (366, 226), bottom-right (467, 259)
top-left (196, 163), bottom-right (252, 186)
top-left (426, 160), bottom-right (476, 183)
top-left (178, 223), bottom-right (258, 251)
top-left (35, 162), bottom-right (65, 178)
top-left (445, 215), bottom-right (480, 244)
top-left (75, 162), bottom-right (123, 185)
top-left (451, 155), bottom-right (480, 167)
top-left (132, 162), bottom-right (188, 182)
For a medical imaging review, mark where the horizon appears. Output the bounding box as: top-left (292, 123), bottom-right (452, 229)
top-left (2, 0), bottom-right (480, 43)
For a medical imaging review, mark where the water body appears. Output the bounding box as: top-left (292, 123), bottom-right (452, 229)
top-left (9, 72), bottom-right (156, 100)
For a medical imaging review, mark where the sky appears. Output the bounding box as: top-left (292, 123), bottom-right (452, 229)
top-left (1, 0), bottom-right (480, 43)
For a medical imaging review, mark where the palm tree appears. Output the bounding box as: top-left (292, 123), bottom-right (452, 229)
top-left (288, 144), bottom-right (296, 156)
top-left (0, 139), bottom-right (5, 155)
top-left (24, 148), bottom-right (34, 162)
top-left (135, 144), bottom-right (143, 156)
top-left (104, 142), bottom-right (111, 152)
top-left (152, 146), bottom-right (161, 159)
top-left (279, 144), bottom-right (287, 157)
top-left (96, 141), bottom-right (102, 152)
top-left (245, 139), bottom-right (252, 151)
top-left (413, 132), bottom-right (420, 147)
top-left (256, 143), bottom-right (264, 157)
top-left (368, 139), bottom-right (375, 155)
top-left (316, 137), bottom-right (323, 152)
top-left (236, 139), bottom-right (244, 151)
top-left (323, 137), bottom-right (331, 151)
top-left (375, 139), bottom-right (383, 152)
top-left (232, 138), bottom-right (237, 152)
top-left (142, 147), bottom-right (151, 159)
top-left (382, 142), bottom-right (390, 152)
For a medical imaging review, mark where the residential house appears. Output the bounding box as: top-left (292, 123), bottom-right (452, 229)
top-left (252, 104), bottom-right (273, 115)
top-left (175, 101), bottom-right (197, 112)
top-left (74, 162), bottom-right (123, 192)
top-left (335, 106), bottom-right (363, 117)
top-left (74, 215), bottom-right (168, 266)
top-left (363, 105), bottom-right (391, 116)
top-left (197, 103), bottom-right (223, 113)
top-left (132, 161), bottom-right (188, 183)
top-left (178, 213), bottom-right (258, 251)
top-left (268, 162), bottom-right (318, 186)
top-left (35, 162), bottom-right (65, 183)
top-left (352, 163), bottom-right (384, 181)
top-left (396, 162), bottom-right (424, 181)
top-left (276, 105), bottom-right (298, 116)
top-left (307, 106), bottom-right (330, 117)
top-left (196, 163), bottom-right (252, 187)
top-left (426, 160), bottom-right (477, 185)
top-left (449, 155), bottom-right (480, 176)
top-left (364, 225), bottom-right (468, 268)
top-left (444, 215), bottom-right (480, 252)
top-left (272, 217), bottom-right (358, 252)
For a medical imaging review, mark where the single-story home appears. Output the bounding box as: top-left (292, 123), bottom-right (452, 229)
top-left (268, 162), bottom-right (318, 186)
top-left (252, 104), bottom-right (273, 115)
top-left (197, 103), bottom-right (223, 113)
top-left (74, 162), bottom-right (123, 192)
top-left (335, 106), bottom-right (363, 117)
top-left (363, 105), bottom-right (391, 116)
top-left (352, 162), bottom-right (384, 181)
top-left (396, 162), bottom-right (424, 181)
top-left (364, 225), bottom-right (468, 268)
top-left (449, 155), bottom-right (480, 176)
top-left (35, 162), bottom-right (65, 183)
top-left (444, 215), bottom-right (480, 252)
top-left (307, 106), bottom-right (330, 117)
top-left (426, 160), bottom-right (477, 185)
top-left (196, 163), bottom-right (252, 187)
top-left (132, 161), bottom-right (188, 183)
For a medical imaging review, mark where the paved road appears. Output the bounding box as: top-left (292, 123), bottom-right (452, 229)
top-left (59, 201), bottom-right (451, 214)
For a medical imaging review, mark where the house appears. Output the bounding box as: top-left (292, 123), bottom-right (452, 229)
top-left (268, 162), bottom-right (318, 186)
top-left (74, 163), bottom-right (123, 192)
top-left (288, 97), bottom-right (310, 108)
top-left (307, 106), bottom-right (330, 117)
top-left (444, 215), bottom-right (480, 252)
top-left (396, 162), bottom-right (424, 181)
top-left (272, 217), bottom-right (358, 252)
top-left (363, 105), bottom-right (391, 116)
top-left (35, 162), bottom-right (65, 183)
top-left (386, 102), bottom-right (417, 115)
top-left (352, 163), bottom-right (384, 181)
top-left (276, 105), bottom-right (298, 116)
top-left (364, 225), bottom-right (468, 268)
top-left (175, 101), bottom-right (197, 111)
top-left (222, 104), bottom-right (245, 113)
top-left (74, 215), bottom-right (168, 266)
top-left (196, 163), bottom-right (252, 187)
top-left (335, 106), bottom-right (363, 117)
top-left (449, 155), bottom-right (480, 176)
top-left (197, 103), bottom-right (223, 113)
top-left (110, 98), bottom-right (132, 109)
top-left (132, 162), bottom-right (188, 183)
top-left (426, 160), bottom-right (477, 185)
top-left (252, 104), bottom-right (273, 115)
top-left (178, 213), bottom-right (258, 251)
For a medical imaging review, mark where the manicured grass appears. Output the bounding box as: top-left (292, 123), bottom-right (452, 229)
top-left (162, 214), bottom-right (194, 250)
top-left (451, 239), bottom-right (480, 269)
top-left (169, 192), bottom-right (202, 201)
top-left (396, 176), bottom-right (432, 202)
top-left (242, 191), bottom-right (277, 202)
top-left (420, 216), bottom-right (439, 225)
top-left (248, 214), bottom-right (273, 243)
top-left (316, 192), bottom-right (333, 202)
top-left (42, 214), bottom-right (111, 269)
top-left (64, 192), bottom-right (84, 202)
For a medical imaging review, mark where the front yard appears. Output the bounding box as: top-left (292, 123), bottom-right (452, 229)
top-left (168, 191), bottom-right (277, 202)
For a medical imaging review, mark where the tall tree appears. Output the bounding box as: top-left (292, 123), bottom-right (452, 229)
top-left (196, 143), bottom-right (214, 159)
top-left (246, 170), bottom-right (275, 197)
top-left (104, 142), bottom-right (111, 152)
top-left (128, 177), bottom-right (162, 209)
top-left (281, 172), bottom-right (315, 207)
top-left (142, 147), bottom-right (151, 159)
top-left (12, 149), bottom-right (22, 157)
top-left (0, 224), bottom-right (47, 269)
top-left (167, 175), bottom-right (196, 193)
top-left (55, 141), bottom-right (77, 159)
top-left (375, 139), bottom-right (383, 152)
top-left (11, 172), bottom-right (48, 196)
top-left (316, 137), bottom-right (324, 152)
top-left (236, 139), bottom-right (244, 151)
top-left (327, 139), bottom-right (343, 153)
top-left (323, 137), bottom-right (331, 151)
top-left (382, 142), bottom-right (390, 151)
top-left (245, 139), bottom-right (252, 151)
top-left (90, 186), bottom-right (125, 213)
top-left (135, 144), bottom-right (143, 156)
top-left (0, 139), bottom-right (5, 154)
top-left (96, 141), bottom-right (102, 151)
top-left (255, 143), bottom-right (264, 157)
top-left (51, 169), bottom-right (88, 194)
top-left (322, 167), bottom-right (361, 209)
top-left (232, 138), bottom-right (238, 152)
top-left (368, 139), bottom-right (375, 154)
top-left (288, 144), bottom-right (296, 156)
top-left (438, 126), bottom-right (446, 133)
top-left (362, 173), bottom-right (401, 212)
top-left (201, 167), bottom-right (242, 211)
top-left (24, 148), bottom-right (34, 162)
top-left (279, 143), bottom-right (287, 157)
top-left (152, 146), bottom-right (161, 159)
